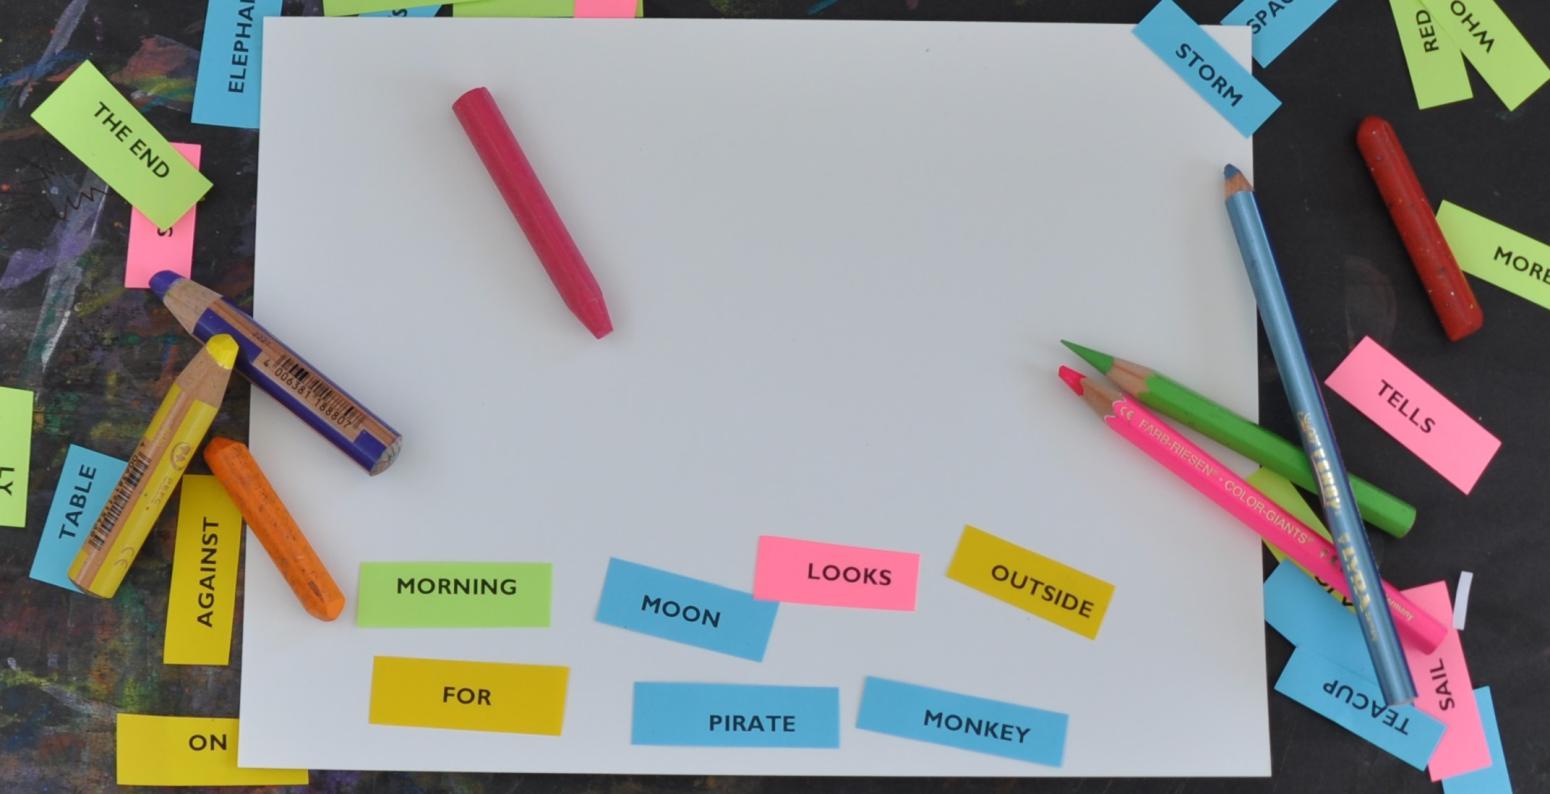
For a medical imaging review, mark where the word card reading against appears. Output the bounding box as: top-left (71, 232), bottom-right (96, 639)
top-left (946, 525), bottom-right (1114, 639)
top-left (369, 656), bottom-right (569, 735)
top-left (357, 562), bottom-right (552, 627)
top-left (1274, 648), bottom-right (1445, 770)
top-left (753, 535), bottom-right (920, 611)
top-left (595, 558), bottom-right (778, 661)
top-left (856, 677), bottom-right (1067, 766)
top-left (1438, 201), bottom-right (1550, 311)
top-left (632, 683), bottom-right (841, 748)
top-left (1324, 336), bottom-right (1500, 493)
top-left (30, 444), bottom-right (123, 590)
top-left (1401, 582), bottom-right (1490, 781)
top-left (116, 714), bottom-right (307, 786)
top-left (1133, 0), bottom-right (1280, 136)
top-left (1388, 0), bottom-right (1473, 108)
top-left (163, 475), bottom-right (242, 665)
top-left (125, 143), bottom-right (201, 289)
top-left (0, 386), bottom-right (34, 528)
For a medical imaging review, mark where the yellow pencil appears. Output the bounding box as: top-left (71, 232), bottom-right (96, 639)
top-left (70, 335), bottom-right (238, 598)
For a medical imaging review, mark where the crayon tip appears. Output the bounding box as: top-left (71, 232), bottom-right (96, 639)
top-left (1059, 340), bottom-right (1114, 374)
top-left (148, 270), bottom-right (181, 298)
top-left (1058, 365), bottom-right (1086, 395)
top-left (205, 334), bottom-right (239, 369)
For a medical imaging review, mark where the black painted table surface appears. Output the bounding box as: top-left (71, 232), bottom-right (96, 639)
top-left (2, 1), bottom-right (1547, 791)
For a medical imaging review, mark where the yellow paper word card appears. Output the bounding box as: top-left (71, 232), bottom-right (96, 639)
top-left (369, 656), bottom-right (569, 735)
top-left (163, 475), bottom-right (243, 665)
top-left (946, 525), bottom-right (1115, 640)
top-left (116, 714), bottom-right (308, 786)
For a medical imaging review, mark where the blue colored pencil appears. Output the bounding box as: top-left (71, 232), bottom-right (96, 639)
top-left (150, 270), bottom-right (402, 475)
top-left (1222, 165), bottom-right (1416, 706)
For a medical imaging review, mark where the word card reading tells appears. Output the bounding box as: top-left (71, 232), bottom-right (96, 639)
top-left (357, 561), bottom-right (552, 627)
top-left (595, 558), bottom-right (778, 661)
top-left (753, 535), bottom-right (920, 611)
top-left (124, 143), bottom-right (201, 289)
top-left (1402, 582), bottom-right (1491, 781)
top-left (29, 445), bottom-right (125, 591)
top-left (1437, 201), bottom-right (1550, 312)
top-left (0, 386), bottom-right (34, 528)
top-left (1274, 647), bottom-right (1445, 770)
top-left (1443, 688), bottom-right (1513, 794)
top-left (632, 683), bottom-right (841, 748)
top-left (1388, 0), bottom-right (1473, 109)
top-left (856, 677), bottom-right (1067, 767)
top-left (163, 475), bottom-right (242, 666)
top-left (369, 656), bottom-right (569, 735)
top-left (946, 525), bottom-right (1114, 640)
top-left (1324, 336), bottom-right (1500, 494)
top-left (115, 714), bottom-right (307, 786)
top-left (1133, 0), bottom-right (1280, 136)
top-left (193, 0), bottom-right (282, 129)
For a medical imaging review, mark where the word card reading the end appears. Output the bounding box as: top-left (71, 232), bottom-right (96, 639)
top-left (632, 683), bottom-right (841, 748)
top-left (856, 677), bottom-right (1067, 766)
top-left (947, 525), bottom-right (1114, 639)
top-left (369, 656), bottom-right (568, 735)
top-left (595, 558), bottom-right (778, 661)
top-left (116, 715), bottom-right (307, 786)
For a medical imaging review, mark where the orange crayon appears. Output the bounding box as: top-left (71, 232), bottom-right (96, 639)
top-left (203, 437), bottom-right (345, 621)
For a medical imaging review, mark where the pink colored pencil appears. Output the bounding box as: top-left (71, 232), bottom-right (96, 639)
top-left (453, 86), bottom-right (613, 339)
top-left (1059, 366), bottom-right (1446, 652)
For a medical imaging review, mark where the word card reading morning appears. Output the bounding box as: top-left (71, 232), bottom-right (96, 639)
top-left (856, 677), bottom-right (1067, 766)
top-left (947, 525), bottom-right (1114, 639)
top-left (30, 445), bottom-right (124, 590)
top-left (632, 683), bottom-right (841, 748)
top-left (369, 656), bottom-right (568, 734)
top-left (116, 715), bottom-right (307, 786)
top-left (357, 561), bottom-right (551, 627)
top-left (595, 558), bottom-right (778, 661)
top-left (753, 535), bottom-right (920, 610)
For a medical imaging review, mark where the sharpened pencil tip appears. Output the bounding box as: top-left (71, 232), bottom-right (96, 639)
top-left (1223, 164), bottom-right (1240, 179)
top-left (1223, 164), bottom-right (1253, 197)
top-left (1060, 340), bottom-right (1114, 374)
top-left (1058, 366), bottom-right (1086, 395)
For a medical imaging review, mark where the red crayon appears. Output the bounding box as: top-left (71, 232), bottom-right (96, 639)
top-left (1356, 116), bottom-right (1482, 342)
top-left (453, 86), bottom-right (613, 339)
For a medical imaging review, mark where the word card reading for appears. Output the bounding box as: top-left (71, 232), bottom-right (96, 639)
top-left (1246, 469), bottom-right (1352, 610)
top-left (1274, 648), bottom-right (1445, 770)
top-left (193, 0), bottom-right (282, 129)
top-left (1416, 0), bottom-right (1548, 110)
top-left (30, 444), bottom-right (123, 591)
top-left (369, 656), bottom-right (568, 735)
top-left (30, 62), bottom-right (211, 229)
top-left (125, 143), bottom-right (201, 289)
top-left (1221, 0), bottom-right (1336, 66)
top-left (595, 558), bottom-right (778, 661)
top-left (116, 715), bottom-right (307, 786)
top-left (1133, 0), bottom-right (1280, 136)
top-left (1438, 201), bottom-right (1550, 311)
top-left (632, 683), bottom-right (841, 748)
top-left (1388, 0), bottom-right (1473, 108)
top-left (1401, 582), bottom-right (1490, 781)
top-left (0, 386), bottom-right (34, 528)
top-left (946, 525), bottom-right (1114, 640)
top-left (1324, 336), bottom-right (1500, 494)
top-left (856, 677), bottom-right (1067, 766)
top-left (357, 561), bottom-right (552, 627)
top-left (164, 475), bottom-right (242, 665)
top-left (753, 535), bottom-right (920, 611)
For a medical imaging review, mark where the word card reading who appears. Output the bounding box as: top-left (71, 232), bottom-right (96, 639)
top-left (163, 475), bottom-right (242, 666)
top-left (116, 715), bottom-right (306, 786)
top-left (632, 683), bottom-right (841, 748)
top-left (369, 656), bottom-right (569, 735)
top-left (947, 526), bottom-right (1114, 640)
top-left (856, 677), bottom-right (1067, 766)
top-left (595, 558), bottom-right (778, 661)
top-left (753, 535), bottom-right (920, 611)
top-left (357, 561), bottom-right (551, 627)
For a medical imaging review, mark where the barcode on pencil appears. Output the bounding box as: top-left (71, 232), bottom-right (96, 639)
top-left (270, 353), bottom-right (363, 433)
top-left (87, 450), bottom-right (151, 549)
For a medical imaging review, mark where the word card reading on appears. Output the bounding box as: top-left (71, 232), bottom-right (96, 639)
top-left (632, 683), bottom-right (841, 748)
top-left (1324, 336), bottom-right (1500, 494)
top-left (1401, 582), bottom-right (1490, 781)
top-left (595, 558), bottom-right (778, 661)
top-left (1443, 688), bottom-right (1512, 794)
top-left (1388, 0), bottom-right (1473, 108)
top-left (1416, 0), bottom-right (1548, 110)
top-left (1438, 201), bottom-right (1550, 311)
top-left (1274, 648), bottom-right (1445, 770)
top-left (115, 714), bottom-right (307, 786)
top-left (163, 475), bottom-right (242, 666)
top-left (357, 561), bottom-right (552, 627)
top-left (29, 445), bottom-right (125, 591)
top-left (125, 143), bottom-right (201, 289)
top-left (193, 0), bottom-right (282, 129)
top-left (946, 525), bottom-right (1114, 640)
top-left (369, 656), bottom-right (569, 735)
top-left (753, 535), bottom-right (920, 611)
top-left (0, 386), bottom-right (34, 528)
top-left (30, 62), bottom-right (211, 229)
top-left (1133, 0), bottom-right (1280, 136)
top-left (856, 677), bottom-right (1067, 766)
top-left (1247, 469), bottom-right (1353, 610)
top-left (1222, 0), bottom-right (1337, 67)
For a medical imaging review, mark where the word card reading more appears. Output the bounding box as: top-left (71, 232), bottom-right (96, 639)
top-left (1401, 582), bottom-right (1490, 781)
top-left (369, 656), bottom-right (568, 735)
top-left (1222, 0), bottom-right (1337, 67)
top-left (0, 386), bottom-right (33, 528)
top-left (946, 525), bottom-right (1114, 640)
top-left (163, 475), bottom-right (242, 666)
top-left (856, 677), bottom-right (1067, 766)
top-left (1438, 201), bottom-right (1550, 312)
top-left (125, 143), bottom-right (201, 289)
top-left (193, 0), bottom-right (282, 129)
top-left (1388, 0), bottom-right (1473, 108)
top-left (1416, 0), bottom-right (1548, 110)
top-left (595, 558), bottom-right (778, 661)
top-left (357, 561), bottom-right (552, 627)
top-left (30, 62), bottom-right (211, 229)
top-left (753, 535), bottom-right (920, 611)
top-left (1274, 648), bottom-right (1445, 769)
top-left (632, 683), bottom-right (841, 748)
top-left (1324, 337), bottom-right (1500, 494)
top-left (116, 714), bottom-right (307, 786)
top-left (1443, 688), bottom-right (1513, 794)
top-left (30, 445), bottom-right (125, 591)
top-left (1133, 0), bottom-right (1280, 136)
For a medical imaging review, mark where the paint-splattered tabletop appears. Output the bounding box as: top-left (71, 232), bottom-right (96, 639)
top-left (3, 1), bottom-right (1549, 792)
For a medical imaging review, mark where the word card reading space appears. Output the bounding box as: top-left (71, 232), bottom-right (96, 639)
top-left (369, 656), bottom-right (568, 735)
top-left (30, 445), bottom-right (124, 590)
top-left (1325, 336), bottom-right (1500, 493)
top-left (632, 683), bottom-right (840, 748)
top-left (1402, 582), bottom-right (1490, 781)
top-left (596, 558), bottom-right (778, 661)
top-left (1438, 201), bottom-right (1550, 312)
top-left (947, 525), bottom-right (1114, 639)
top-left (357, 562), bottom-right (552, 627)
top-left (856, 677), bottom-right (1067, 766)
top-left (1388, 0), bottom-right (1473, 108)
top-left (1222, 0), bottom-right (1337, 66)
top-left (1274, 648), bottom-right (1445, 769)
top-left (0, 386), bottom-right (33, 528)
top-left (1133, 0), bottom-right (1280, 136)
top-left (163, 475), bottom-right (242, 665)
top-left (116, 715), bottom-right (307, 786)
top-left (753, 535), bottom-right (919, 611)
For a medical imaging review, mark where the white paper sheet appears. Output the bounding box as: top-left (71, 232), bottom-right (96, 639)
top-left (242, 18), bottom-right (1267, 776)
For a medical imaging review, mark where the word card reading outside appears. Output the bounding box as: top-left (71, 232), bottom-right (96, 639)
top-left (947, 525), bottom-right (1114, 639)
top-left (753, 535), bottom-right (920, 610)
top-left (116, 714), bottom-right (307, 786)
top-left (595, 558), bottom-right (778, 661)
top-left (632, 683), bottom-right (841, 748)
top-left (163, 475), bottom-right (242, 665)
top-left (1275, 648), bottom-right (1445, 770)
top-left (357, 561), bottom-right (551, 627)
top-left (30, 445), bottom-right (124, 591)
top-left (856, 677), bottom-right (1067, 766)
top-left (369, 656), bottom-right (569, 735)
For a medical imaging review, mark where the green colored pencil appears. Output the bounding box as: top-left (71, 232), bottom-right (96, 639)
top-left (1061, 340), bottom-right (1416, 538)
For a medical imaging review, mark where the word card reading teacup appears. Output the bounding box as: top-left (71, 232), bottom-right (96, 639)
top-left (946, 525), bottom-right (1115, 640)
top-left (369, 656), bottom-right (569, 735)
top-left (632, 682), bottom-right (841, 748)
top-left (1274, 647), bottom-right (1444, 770)
top-left (753, 535), bottom-right (920, 611)
top-left (595, 558), bottom-right (778, 661)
